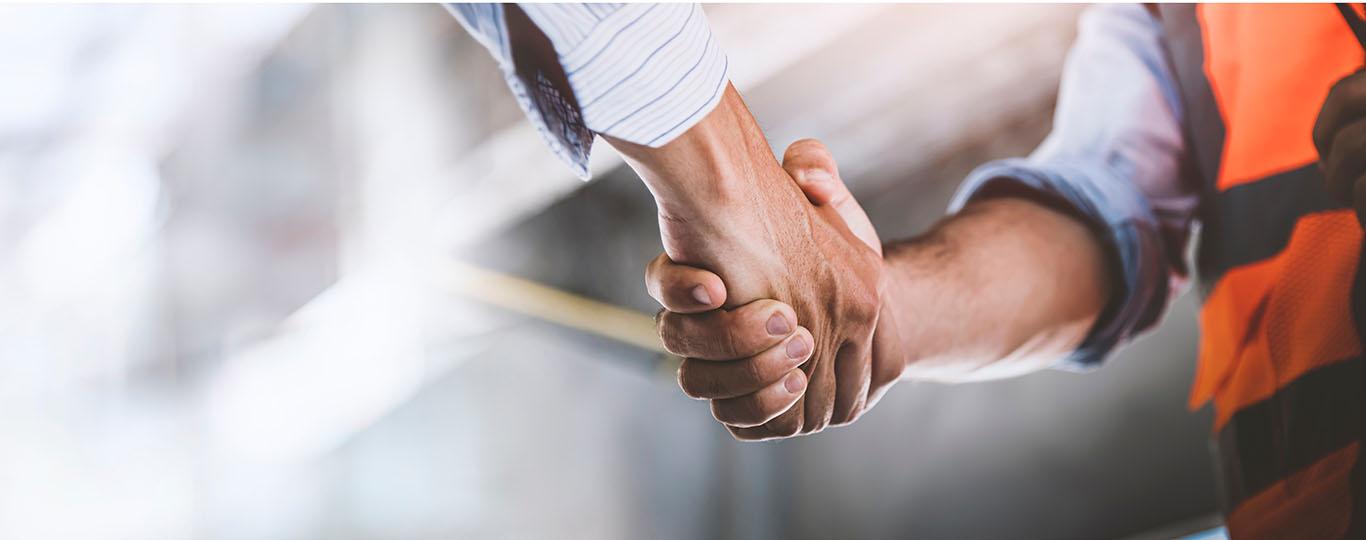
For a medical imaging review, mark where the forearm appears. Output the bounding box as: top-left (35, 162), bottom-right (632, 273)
top-left (887, 196), bottom-right (1114, 382)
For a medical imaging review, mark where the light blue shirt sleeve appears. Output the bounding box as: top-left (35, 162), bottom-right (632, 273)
top-left (448, 4), bottom-right (729, 179)
top-left (948, 4), bottom-right (1201, 370)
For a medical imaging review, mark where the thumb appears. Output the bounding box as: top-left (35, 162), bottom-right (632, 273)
top-left (781, 138), bottom-right (882, 255)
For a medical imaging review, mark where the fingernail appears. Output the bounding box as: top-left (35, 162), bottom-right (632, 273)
top-left (801, 169), bottom-right (833, 184)
top-left (691, 285), bottom-right (711, 305)
top-left (786, 334), bottom-right (810, 359)
top-left (766, 312), bottom-right (791, 335)
top-left (784, 371), bottom-right (806, 394)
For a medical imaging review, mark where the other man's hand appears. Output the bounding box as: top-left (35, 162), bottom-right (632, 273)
top-left (645, 139), bottom-right (905, 440)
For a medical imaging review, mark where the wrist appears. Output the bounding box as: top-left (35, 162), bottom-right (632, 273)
top-left (882, 235), bottom-right (951, 372)
top-left (606, 83), bottom-right (782, 220)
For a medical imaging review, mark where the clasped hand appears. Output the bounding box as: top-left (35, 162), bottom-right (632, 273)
top-left (647, 139), bottom-right (905, 441)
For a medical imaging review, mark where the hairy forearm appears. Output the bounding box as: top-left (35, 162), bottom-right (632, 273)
top-left (886, 196), bottom-right (1113, 382)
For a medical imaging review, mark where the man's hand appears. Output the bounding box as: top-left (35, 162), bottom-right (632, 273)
top-left (1314, 67), bottom-right (1366, 226)
top-left (607, 86), bottom-right (894, 440)
top-left (644, 139), bottom-right (905, 440)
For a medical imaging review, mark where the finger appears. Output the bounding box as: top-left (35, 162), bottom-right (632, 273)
top-left (657, 299), bottom-right (797, 360)
top-left (782, 138), bottom-right (882, 255)
top-left (1314, 68), bottom-right (1366, 160)
top-left (645, 253), bottom-right (726, 314)
top-left (830, 342), bottom-right (872, 427)
top-left (783, 138), bottom-right (842, 206)
top-left (677, 327), bottom-right (813, 399)
top-left (849, 390), bottom-right (869, 425)
top-left (1324, 119), bottom-right (1366, 205)
top-left (798, 341), bottom-right (840, 435)
top-left (728, 401), bottom-right (804, 441)
top-left (865, 303), bottom-right (907, 411)
top-left (711, 370), bottom-right (807, 427)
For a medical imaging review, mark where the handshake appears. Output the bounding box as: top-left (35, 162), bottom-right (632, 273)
top-left (644, 136), bottom-right (907, 441)
top-left (609, 84), bottom-right (1110, 441)
top-left (606, 85), bottom-right (911, 441)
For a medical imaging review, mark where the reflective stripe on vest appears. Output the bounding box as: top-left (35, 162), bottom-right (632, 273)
top-left (1154, 4), bottom-right (1366, 536)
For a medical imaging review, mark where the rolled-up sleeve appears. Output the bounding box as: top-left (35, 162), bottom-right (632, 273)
top-left (948, 4), bottom-right (1201, 369)
top-left (448, 3), bottom-right (729, 179)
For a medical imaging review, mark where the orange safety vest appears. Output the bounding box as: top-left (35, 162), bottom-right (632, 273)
top-left (1153, 4), bottom-right (1366, 538)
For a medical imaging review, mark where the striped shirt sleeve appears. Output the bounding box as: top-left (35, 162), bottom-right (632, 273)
top-left (448, 3), bottom-right (730, 179)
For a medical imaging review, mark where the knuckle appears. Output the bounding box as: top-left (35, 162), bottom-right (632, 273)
top-left (859, 302), bottom-right (880, 327)
top-left (847, 291), bottom-right (880, 328)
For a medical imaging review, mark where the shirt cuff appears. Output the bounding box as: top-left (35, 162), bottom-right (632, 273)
top-left (947, 159), bottom-right (1171, 370)
top-left (556, 3), bottom-right (729, 147)
top-left (448, 4), bottom-right (593, 179)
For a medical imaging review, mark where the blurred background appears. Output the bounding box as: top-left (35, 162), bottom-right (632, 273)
top-left (0, 4), bottom-right (1221, 539)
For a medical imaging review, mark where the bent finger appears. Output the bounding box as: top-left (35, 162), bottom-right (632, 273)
top-left (678, 327), bottom-right (813, 399)
top-left (658, 299), bottom-right (797, 360)
top-left (865, 304), bottom-right (908, 412)
top-left (711, 370), bottom-right (807, 427)
top-left (645, 253), bottom-right (726, 313)
top-left (830, 342), bottom-right (872, 427)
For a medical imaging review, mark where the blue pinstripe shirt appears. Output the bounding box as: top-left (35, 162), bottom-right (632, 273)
top-left (449, 3), bottom-right (728, 180)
